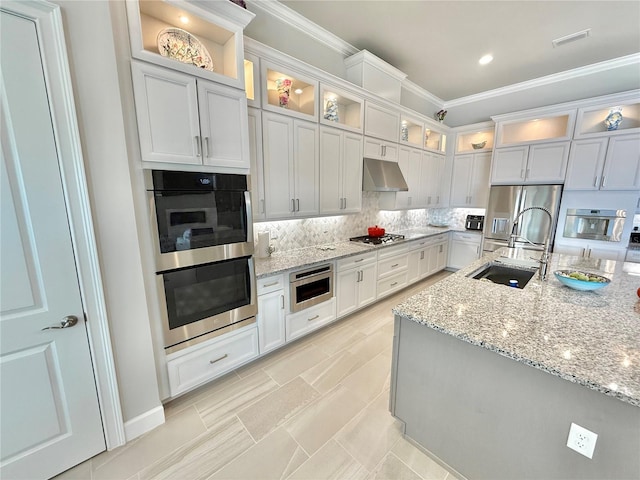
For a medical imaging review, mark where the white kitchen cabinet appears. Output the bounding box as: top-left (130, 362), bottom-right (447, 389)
top-left (131, 61), bottom-right (249, 169)
top-left (424, 152), bottom-right (446, 207)
top-left (448, 231), bottom-right (482, 270)
top-left (319, 126), bottom-right (363, 214)
top-left (262, 111), bottom-right (319, 219)
top-left (261, 60), bottom-right (318, 121)
top-left (336, 251), bottom-right (377, 318)
top-left (407, 234), bottom-right (448, 282)
top-left (364, 100), bottom-right (400, 142)
top-left (363, 136), bottom-right (399, 162)
top-left (565, 134), bottom-right (640, 190)
top-left (285, 298), bottom-right (336, 342)
top-left (256, 275), bottom-right (286, 354)
top-left (399, 115), bottom-right (424, 148)
top-left (167, 325), bottom-right (258, 396)
top-left (450, 152), bottom-right (491, 207)
top-left (491, 142), bottom-right (569, 184)
top-left (554, 243), bottom-right (627, 261)
top-left (247, 107), bottom-right (265, 219)
top-left (377, 243), bottom-right (409, 298)
top-left (431, 238), bottom-right (449, 274)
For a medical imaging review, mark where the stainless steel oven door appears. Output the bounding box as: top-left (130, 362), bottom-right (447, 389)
top-left (157, 256), bottom-right (257, 353)
top-left (289, 264), bottom-right (334, 313)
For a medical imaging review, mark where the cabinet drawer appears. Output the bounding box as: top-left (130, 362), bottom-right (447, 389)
top-left (257, 274), bottom-right (285, 295)
top-left (167, 326), bottom-right (258, 396)
top-left (378, 243), bottom-right (409, 259)
top-left (286, 298), bottom-right (336, 342)
top-left (337, 251), bottom-right (377, 271)
top-left (378, 253), bottom-right (408, 278)
top-left (410, 234), bottom-right (448, 250)
top-left (377, 271), bottom-right (408, 298)
top-left (450, 231), bottom-right (482, 243)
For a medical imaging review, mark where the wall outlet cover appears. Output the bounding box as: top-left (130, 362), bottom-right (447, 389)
top-left (567, 422), bottom-right (598, 459)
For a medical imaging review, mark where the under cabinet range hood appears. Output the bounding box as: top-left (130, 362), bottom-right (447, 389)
top-left (362, 158), bottom-right (408, 192)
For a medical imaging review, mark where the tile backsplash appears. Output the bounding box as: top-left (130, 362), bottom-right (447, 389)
top-left (254, 192), bottom-right (484, 252)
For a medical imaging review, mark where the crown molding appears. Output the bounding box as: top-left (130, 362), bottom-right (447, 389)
top-left (246, 0), bottom-right (358, 57)
top-left (344, 49), bottom-right (407, 81)
top-left (445, 53), bottom-right (640, 108)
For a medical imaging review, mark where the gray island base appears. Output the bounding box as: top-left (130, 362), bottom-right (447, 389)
top-left (390, 248), bottom-right (640, 480)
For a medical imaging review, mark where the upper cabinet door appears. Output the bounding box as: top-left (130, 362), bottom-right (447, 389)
top-left (364, 101), bottom-right (400, 142)
top-left (197, 80), bottom-right (250, 170)
top-left (450, 155), bottom-right (474, 206)
top-left (469, 152), bottom-right (492, 207)
top-left (131, 62), bottom-right (201, 165)
top-left (341, 132), bottom-right (363, 213)
top-left (526, 141), bottom-right (569, 183)
top-left (601, 134), bottom-right (640, 190)
top-left (491, 146), bottom-right (528, 184)
top-left (262, 112), bottom-right (295, 218)
top-left (293, 120), bottom-right (320, 217)
top-left (319, 127), bottom-right (342, 214)
top-left (564, 138), bottom-right (608, 190)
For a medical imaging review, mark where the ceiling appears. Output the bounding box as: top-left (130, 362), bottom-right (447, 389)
top-left (278, 0), bottom-right (640, 102)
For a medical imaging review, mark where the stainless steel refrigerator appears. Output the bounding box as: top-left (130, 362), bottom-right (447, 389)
top-left (483, 185), bottom-right (563, 253)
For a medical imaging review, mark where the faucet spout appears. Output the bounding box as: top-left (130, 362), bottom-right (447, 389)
top-left (509, 206), bottom-right (553, 281)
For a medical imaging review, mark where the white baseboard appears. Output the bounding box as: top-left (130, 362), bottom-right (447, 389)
top-left (123, 405), bottom-right (165, 442)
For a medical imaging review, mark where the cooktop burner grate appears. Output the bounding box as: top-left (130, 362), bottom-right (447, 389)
top-left (349, 233), bottom-right (405, 245)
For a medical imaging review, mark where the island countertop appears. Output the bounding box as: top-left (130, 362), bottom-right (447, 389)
top-left (393, 247), bottom-right (640, 407)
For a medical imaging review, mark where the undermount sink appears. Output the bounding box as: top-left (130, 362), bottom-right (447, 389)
top-left (467, 262), bottom-right (537, 289)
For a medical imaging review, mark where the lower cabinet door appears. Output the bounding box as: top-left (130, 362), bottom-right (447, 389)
top-left (336, 268), bottom-right (359, 318)
top-left (357, 262), bottom-right (378, 308)
top-left (167, 326), bottom-right (259, 396)
top-left (286, 298), bottom-right (336, 342)
top-left (257, 289), bottom-right (286, 354)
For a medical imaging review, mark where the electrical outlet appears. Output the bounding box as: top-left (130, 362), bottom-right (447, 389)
top-left (270, 229), bottom-right (278, 240)
top-left (567, 422), bottom-right (598, 459)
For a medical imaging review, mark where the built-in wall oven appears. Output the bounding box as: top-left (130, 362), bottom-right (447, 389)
top-left (147, 170), bottom-right (256, 353)
top-left (563, 209), bottom-right (626, 242)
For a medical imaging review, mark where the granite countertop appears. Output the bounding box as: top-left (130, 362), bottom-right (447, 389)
top-left (393, 247), bottom-right (640, 407)
top-left (254, 227), bottom-right (455, 278)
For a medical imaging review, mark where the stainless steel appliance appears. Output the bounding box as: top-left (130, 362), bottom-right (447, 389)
top-left (147, 170), bottom-right (257, 353)
top-left (350, 233), bottom-right (405, 245)
top-left (563, 209), bottom-right (626, 242)
top-left (146, 170), bottom-right (253, 272)
top-left (465, 215), bottom-right (484, 231)
top-left (289, 264), bottom-right (334, 313)
top-left (483, 184), bottom-right (563, 253)
top-left (626, 231), bottom-right (640, 263)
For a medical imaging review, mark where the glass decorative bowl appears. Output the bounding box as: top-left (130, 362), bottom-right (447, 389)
top-left (554, 270), bottom-right (610, 291)
top-left (471, 141), bottom-right (487, 149)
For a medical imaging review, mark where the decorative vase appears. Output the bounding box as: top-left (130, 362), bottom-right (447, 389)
top-left (401, 123), bottom-right (409, 142)
top-left (604, 107), bottom-right (623, 131)
top-left (324, 97), bottom-right (339, 122)
top-left (275, 78), bottom-right (292, 108)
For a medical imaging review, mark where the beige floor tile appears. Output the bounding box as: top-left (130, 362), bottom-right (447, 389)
top-left (92, 406), bottom-right (206, 480)
top-left (300, 349), bottom-right (369, 394)
top-left (341, 351), bottom-right (392, 405)
top-left (347, 329), bottom-right (392, 361)
top-left (234, 335), bottom-right (315, 379)
top-left (366, 453), bottom-right (422, 480)
top-left (237, 377), bottom-right (320, 441)
top-left (138, 416), bottom-right (253, 480)
top-left (311, 323), bottom-right (367, 357)
top-left (52, 458), bottom-right (93, 480)
top-left (286, 439), bottom-right (369, 480)
top-left (162, 370), bottom-right (241, 419)
top-left (209, 428), bottom-right (308, 480)
top-left (284, 385), bottom-right (366, 456)
top-left (391, 438), bottom-right (450, 480)
top-left (263, 344), bottom-right (329, 385)
top-left (335, 393), bottom-right (404, 471)
top-left (196, 370), bottom-right (279, 428)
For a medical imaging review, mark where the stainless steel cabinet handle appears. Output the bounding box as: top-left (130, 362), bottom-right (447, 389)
top-left (194, 136), bottom-right (201, 157)
top-left (382, 145), bottom-right (387, 156)
top-left (263, 281), bottom-right (279, 288)
top-left (281, 295), bottom-right (284, 309)
top-left (520, 169), bottom-right (524, 179)
top-left (296, 199), bottom-right (300, 211)
top-left (420, 251), bottom-right (424, 260)
top-left (391, 263), bottom-right (399, 268)
top-left (439, 245), bottom-right (443, 253)
top-left (307, 314), bottom-right (320, 322)
top-left (203, 137), bottom-right (210, 158)
top-left (601, 176), bottom-right (606, 188)
top-left (42, 315), bottom-right (78, 330)
top-left (476, 246), bottom-right (480, 255)
top-left (343, 198), bottom-right (347, 209)
top-left (209, 354), bottom-right (228, 365)
top-left (408, 196), bottom-right (412, 206)
top-left (260, 199), bottom-right (265, 214)
top-left (390, 282), bottom-right (398, 287)
top-left (291, 199), bottom-right (295, 212)
top-left (354, 258), bottom-right (364, 263)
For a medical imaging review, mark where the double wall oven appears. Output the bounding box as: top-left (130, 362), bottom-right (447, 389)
top-left (147, 170), bottom-right (256, 353)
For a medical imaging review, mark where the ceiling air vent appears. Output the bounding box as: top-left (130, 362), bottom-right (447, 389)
top-left (552, 29), bottom-right (591, 48)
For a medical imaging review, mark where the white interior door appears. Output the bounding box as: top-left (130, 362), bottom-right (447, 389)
top-left (0, 11), bottom-right (105, 479)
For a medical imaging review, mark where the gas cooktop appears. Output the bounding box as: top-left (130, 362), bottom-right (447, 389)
top-left (350, 233), bottom-right (405, 245)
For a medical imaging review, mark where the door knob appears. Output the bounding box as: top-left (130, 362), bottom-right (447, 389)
top-left (41, 315), bottom-right (78, 330)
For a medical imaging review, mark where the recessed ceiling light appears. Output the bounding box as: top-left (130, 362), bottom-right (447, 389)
top-left (179, 15), bottom-right (189, 24)
top-left (294, 88), bottom-right (303, 94)
top-left (479, 54), bottom-right (493, 65)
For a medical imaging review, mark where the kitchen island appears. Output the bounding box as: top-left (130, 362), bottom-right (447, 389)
top-left (390, 248), bottom-right (640, 480)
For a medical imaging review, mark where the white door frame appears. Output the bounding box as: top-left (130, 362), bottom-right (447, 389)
top-left (2, 0), bottom-right (126, 449)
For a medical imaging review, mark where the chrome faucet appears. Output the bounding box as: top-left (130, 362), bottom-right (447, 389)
top-left (508, 206), bottom-right (553, 280)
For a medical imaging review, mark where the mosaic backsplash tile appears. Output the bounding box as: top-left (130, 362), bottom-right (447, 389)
top-left (254, 192), bottom-right (484, 252)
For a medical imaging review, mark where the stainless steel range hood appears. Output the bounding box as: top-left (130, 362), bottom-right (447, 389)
top-left (362, 158), bottom-right (408, 192)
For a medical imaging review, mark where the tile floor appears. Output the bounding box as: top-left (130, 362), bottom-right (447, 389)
top-left (56, 271), bottom-right (462, 480)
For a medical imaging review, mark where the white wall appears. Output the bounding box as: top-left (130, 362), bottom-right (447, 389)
top-left (56, 0), bottom-right (162, 426)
